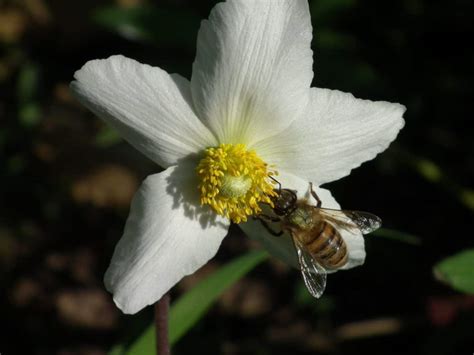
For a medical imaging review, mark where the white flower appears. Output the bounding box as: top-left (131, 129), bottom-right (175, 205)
top-left (70, 0), bottom-right (405, 314)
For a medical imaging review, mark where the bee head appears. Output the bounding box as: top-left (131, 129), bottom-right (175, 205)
top-left (272, 188), bottom-right (297, 216)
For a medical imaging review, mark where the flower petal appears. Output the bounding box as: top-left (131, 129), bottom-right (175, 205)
top-left (253, 88), bottom-right (406, 185)
top-left (240, 170), bottom-right (365, 271)
top-left (71, 55), bottom-right (217, 168)
top-left (104, 163), bottom-right (229, 314)
top-left (191, 0), bottom-right (313, 145)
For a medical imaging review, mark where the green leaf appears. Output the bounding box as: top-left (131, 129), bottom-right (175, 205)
top-left (434, 249), bottom-right (474, 294)
top-left (117, 250), bottom-right (268, 355)
top-left (92, 5), bottom-right (201, 48)
top-left (372, 228), bottom-right (422, 245)
top-left (169, 250), bottom-right (267, 343)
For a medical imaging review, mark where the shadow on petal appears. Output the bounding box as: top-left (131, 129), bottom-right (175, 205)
top-left (165, 155), bottom-right (228, 230)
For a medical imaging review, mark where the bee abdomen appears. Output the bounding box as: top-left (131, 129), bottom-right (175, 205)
top-left (323, 241), bottom-right (348, 269)
top-left (306, 222), bottom-right (348, 270)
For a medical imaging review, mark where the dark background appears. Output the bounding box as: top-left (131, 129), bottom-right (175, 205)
top-left (1, 0), bottom-right (473, 354)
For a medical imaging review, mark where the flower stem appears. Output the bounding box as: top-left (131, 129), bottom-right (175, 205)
top-left (155, 293), bottom-right (170, 355)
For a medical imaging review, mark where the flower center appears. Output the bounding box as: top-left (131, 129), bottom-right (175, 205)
top-left (196, 143), bottom-right (277, 223)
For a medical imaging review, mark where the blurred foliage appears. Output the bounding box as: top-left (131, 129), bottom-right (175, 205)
top-left (396, 148), bottom-right (474, 211)
top-left (1, 0), bottom-right (473, 354)
top-left (372, 228), bottom-right (421, 246)
top-left (17, 62), bottom-right (41, 127)
top-left (434, 250), bottom-right (474, 294)
top-left (92, 5), bottom-right (201, 48)
top-left (95, 126), bottom-right (123, 148)
top-left (111, 250), bottom-right (267, 354)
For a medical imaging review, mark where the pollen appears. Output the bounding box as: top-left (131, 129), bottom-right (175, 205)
top-left (196, 143), bottom-right (277, 223)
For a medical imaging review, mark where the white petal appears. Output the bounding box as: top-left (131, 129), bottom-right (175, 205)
top-left (191, 0), bottom-right (313, 145)
top-left (240, 170), bottom-right (365, 271)
top-left (104, 163), bottom-right (229, 314)
top-left (71, 55), bottom-right (217, 168)
top-left (253, 88), bottom-right (406, 185)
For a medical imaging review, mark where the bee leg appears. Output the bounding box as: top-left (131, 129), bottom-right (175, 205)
top-left (269, 175), bottom-right (282, 193)
top-left (309, 182), bottom-right (322, 208)
top-left (260, 219), bottom-right (284, 237)
top-left (254, 215), bottom-right (284, 237)
top-left (257, 213), bottom-right (281, 222)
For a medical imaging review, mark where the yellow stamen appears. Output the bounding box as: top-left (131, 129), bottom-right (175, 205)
top-left (196, 143), bottom-right (277, 223)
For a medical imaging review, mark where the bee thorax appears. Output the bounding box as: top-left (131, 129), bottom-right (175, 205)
top-left (288, 206), bottom-right (314, 229)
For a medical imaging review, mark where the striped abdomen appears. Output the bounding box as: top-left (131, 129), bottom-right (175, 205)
top-left (304, 221), bottom-right (348, 270)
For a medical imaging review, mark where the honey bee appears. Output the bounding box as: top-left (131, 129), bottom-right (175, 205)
top-left (257, 178), bottom-right (381, 298)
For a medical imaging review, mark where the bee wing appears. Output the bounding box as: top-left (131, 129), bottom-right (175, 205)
top-left (318, 208), bottom-right (382, 235)
top-left (293, 238), bottom-right (327, 298)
